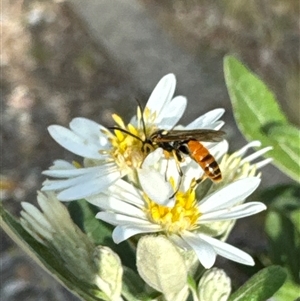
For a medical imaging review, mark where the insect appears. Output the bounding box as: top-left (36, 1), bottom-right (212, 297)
top-left (110, 100), bottom-right (225, 190)
top-left (148, 129), bottom-right (224, 183)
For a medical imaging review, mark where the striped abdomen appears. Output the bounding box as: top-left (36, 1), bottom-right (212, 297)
top-left (187, 140), bottom-right (222, 182)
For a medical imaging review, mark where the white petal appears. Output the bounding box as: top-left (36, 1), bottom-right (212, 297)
top-left (43, 164), bottom-right (112, 178)
top-left (112, 224), bottom-right (161, 244)
top-left (181, 231), bottom-right (216, 269)
top-left (69, 118), bottom-right (107, 144)
top-left (169, 234), bottom-right (191, 250)
top-left (88, 195), bottom-right (146, 218)
top-left (212, 120), bottom-right (225, 130)
top-left (156, 96), bottom-right (187, 129)
top-left (199, 234), bottom-right (254, 266)
top-left (138, 168), bottom-right (175, 206)
top-left (186, 109), bottom-right (225, 129)
top-left (145, 74), bottom-right (176, 117)
top-left (42, 175), bottom-right (94, 191)
top-left (255, 158), bottom-right (273, 169)
top-left (96, 212), bottom-right (151, 226)
top-left (49, 160), bottom-right (76, 170)
top-left (235, 141), bottom-right (261, 157)
top-left (142, 148), bottom-right (164, 168)
top-left (107, 180), bottom-right (145, 207)
top-left (48, 125), bottom-right (104, 159)
top-left (21, 202), bottom-right (52, 230)
top-left (199, 177), bottom-right (261, 213)
top-left (240, 146), bottom-right (273, 164)
top-left (200, 202), bottom-right (267, 222)
top-left (56, 170), bottom-right (121, 201)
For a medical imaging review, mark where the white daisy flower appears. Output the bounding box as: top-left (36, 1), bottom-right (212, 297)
top-left (91, 170), bottom-right (266, 269)
top-left (42, 74), bottom-right (225, 201)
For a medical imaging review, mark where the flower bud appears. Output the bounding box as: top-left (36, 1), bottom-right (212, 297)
top-left (198, 268), bottom-right (231, 301)
top-left (137, 235), bottom-right (188, 300)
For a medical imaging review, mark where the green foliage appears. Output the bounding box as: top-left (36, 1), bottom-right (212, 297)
top-left (228, 266), bottom-right (287, 301)
top-left (272, 278), bottom-right (300, 301)
top-left (224, 55), bottom-right (300, 182)
top-left (262, 185), bottom-right (300, 284)
top-left (0, 205), bottom-right (107, 301)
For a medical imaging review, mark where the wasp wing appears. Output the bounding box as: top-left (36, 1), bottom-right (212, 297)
top-left (155, 129), bottom-right (225, 142)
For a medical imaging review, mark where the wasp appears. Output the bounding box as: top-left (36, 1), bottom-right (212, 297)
top-left (110, 100), bottom-right (225, 189)
top-left (148, 128), bottom-right (224, 182)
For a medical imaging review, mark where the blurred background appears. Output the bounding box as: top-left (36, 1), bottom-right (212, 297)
top-left (1, 0), bottom-right (299, 300)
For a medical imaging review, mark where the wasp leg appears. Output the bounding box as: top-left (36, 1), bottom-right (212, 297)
top-left (169, 149), bottom-right (183, 199)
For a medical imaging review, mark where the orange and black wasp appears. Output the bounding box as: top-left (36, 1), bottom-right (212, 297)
top-left (148, 128), bottom-right (224, 182)
top-left (110, 100), bottom-right (225, 187)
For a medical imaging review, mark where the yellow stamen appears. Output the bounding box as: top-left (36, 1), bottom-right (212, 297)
top-left (145, 182), bottom-right (201, 234)
top-left (108, 113), bottom-right (157, 174)
top-left (112, 114), bottom-right (126, 128)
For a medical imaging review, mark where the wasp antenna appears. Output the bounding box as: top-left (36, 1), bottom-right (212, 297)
top-left (108, 126), bottom-right (144, 143)
top-left (135, 97), bottom-right (147, 139)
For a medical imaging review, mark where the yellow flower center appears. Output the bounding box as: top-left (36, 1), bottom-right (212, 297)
top-left (145, 180), bottom-right (202, 234)
top-left (105, 108), bottom-right (158, 174)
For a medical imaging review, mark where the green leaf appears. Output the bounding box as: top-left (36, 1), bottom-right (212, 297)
top-left (68, 200), bottom-right (137, 270)
top-left (290, 209), bottom-right (300, 234)
top-left (229, 266), bottom-right (287, 301)
top-left (273, 280), bottom-right (300, 301)
top-left (224, 55), bottom-right (300, 182)
top-left (260, 184), bottom-right (300, 213)
top-left (259, 184), bottom-right (300, 283)
top-left (0, 205), bottom-right (106, 301)
top-left (265, 211), bottom-right (300, 283)
top-left (273, 279), bottom-right (300, 301)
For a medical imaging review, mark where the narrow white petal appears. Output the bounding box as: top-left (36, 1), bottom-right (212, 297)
top-left (113, 224), bottom-right (161, 244)
top-left (199, 177), bottom-right (261, 213)
top-left (69, 118), bottom-right (107, 143)
top-left (89, 195), bottom-right (146, 218)
top-left (181, 231), bottom-right (217, 269)
top-left (49, 160), bottom-right (76, 170)
top-left (43, 164), bottom-right (113, 178)
top-left (235, 141), bottom-right (261, 157)
top-left (169, 234), bottom-right (191, 250)
top-left (42, 177), bottom-right (89, 191)
top-left (138, 168), bottom-right (175, 206)
top-left (156, 96), bottom-right (187, 129)
top-left (21, 202), bottom-right (52, 230)
top-left (71, 118), bottom-right (111, 149)
top-left (186, 109), bottom-right (225, 129)
top-left (42, 164), bottom-right (119, 190)
top-left (96, 212), bottom-right (150, 226)
top-left (200, 202), bottom-right (267, 222)
top-left (48, 125), bottom-right (103, 159)
top-left (107, 180), bottom-right (145, 207)
top-left (255, 158), bottom-right (273, 169)
top-left (240, 146), bottom-right (273, 164)
top-left (56, 170), bottom-right (121, 201)
top-left (199, 234), bottom-right (254, 266)
top-left (212, 120), bottom-right (225, 130)
top-left (145, 74), bottom-right (176, 117)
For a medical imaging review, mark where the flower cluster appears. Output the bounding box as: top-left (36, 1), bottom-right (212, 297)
top-left (21, 74), bottom-right (271, 300)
